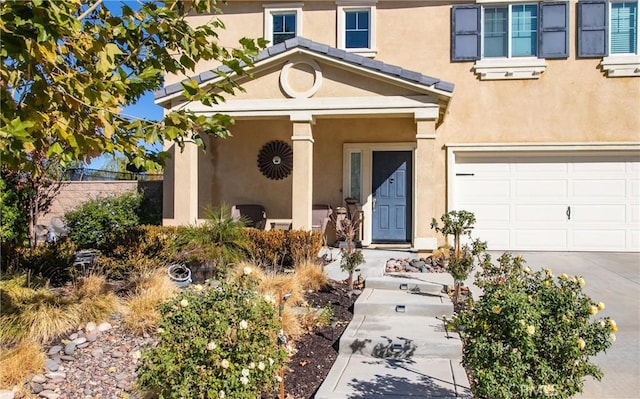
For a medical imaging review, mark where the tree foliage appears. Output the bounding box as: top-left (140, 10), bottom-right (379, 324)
top-left (0, 0), bottom-right (266, 175)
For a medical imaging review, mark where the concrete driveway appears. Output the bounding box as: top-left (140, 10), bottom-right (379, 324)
top-left (477, 251), bottom-right (640, 399)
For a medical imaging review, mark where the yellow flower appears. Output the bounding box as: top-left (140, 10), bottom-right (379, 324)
top-left (610, 333), bottom-right (616, 342)
top-left (588, 305), bottom-right (598, 315)
top-left (243, 266), bottom-right (253, 276)
top-left (258, 361), bottom-right (266, 371)
top-left (568, 275), bottom-right (576, 283)
top-left (527, 325), bottom-right (535, 335)
top-left (609, 319), bottom-right (618, 333)
top-left (492, 305), bottom-right (502, 314)
top-left (577, 277), bottom-right (586, 287)
top-left (523, 266), bottom-right (531, 274)
top-left (543, 280), bottom-right (551, 287)
top-left (207, 341), bottom-right (217, 351)
top-left (239, 320), bottom-right (249, 330)
top-left (544, 268), bottom-right (553, 277)
top-left (597, 302), bottom-right (605, 310)
top-left (221, 359), bottom-right (230, 369)
top-left (218, 391), bottom-right (225, 399)
top-left (179, 299), bottom-right (189, 308)
top-left (560, 273), bottom-right (568, 281)
top-left (577, 338), bottom-right (586, 350)
top-left (193, 284), bottom-right (203, 291)
top-left (541, 384), bottom-right (555, 396)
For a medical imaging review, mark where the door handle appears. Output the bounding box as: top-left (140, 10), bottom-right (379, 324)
top-left (566, 206), bottom-right (571, 220)
top-left (372, 197), bottom-right (376, 212)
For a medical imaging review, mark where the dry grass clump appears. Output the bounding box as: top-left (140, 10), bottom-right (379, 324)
top-left (0, 340), bottom-right (45, 390)
top-left (258, 273), bottom-right (304, 307)
top-left (280, 306), bottom-right (303, 340)
top-left (0, 273), bottom-right (119, 345)
top-left (123, 267), bottom-right (179, 336)
top-left (294, 261), bottom-right (329, 292)
top-left (229, 261), bottom-right (266, 281)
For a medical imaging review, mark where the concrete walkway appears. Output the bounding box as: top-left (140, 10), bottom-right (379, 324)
top-left (316, 248), bottom-right (471, 398)
top-left (316, 248), bottom-right (640, 399)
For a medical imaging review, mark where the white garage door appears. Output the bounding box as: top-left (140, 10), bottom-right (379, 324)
top-left (454, 154), bottom-right (640, 252)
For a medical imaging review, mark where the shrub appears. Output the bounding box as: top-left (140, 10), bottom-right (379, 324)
top-left (136, 270), bottom-right (287, 399)
top-left (64, 192), bottom-right (142, 250)
top-left (288, 230), bottom-right (323, 267)
top-left (8, 240), bottom-right (77, 286)
top-left (243, 228), bottom-right (288, 271)
top-left (454, 253), bottom-right (616, 399)
top-left (295, 261), bottom-right (329, 292)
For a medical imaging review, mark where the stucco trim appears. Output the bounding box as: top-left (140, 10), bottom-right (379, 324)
top-left (181, 95), bottom-right (440, 120)
top-left (473, 58), bottom-right (547, 80)
top-left (601, 55), bottom-right (640, 77)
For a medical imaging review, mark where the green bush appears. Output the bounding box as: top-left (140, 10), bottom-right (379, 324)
top-left (137, 270), bottom-right (287, 398)
top-left (454, 253), bottom-right (616, 399)
top-left (7, 241), bottom-right (77, 286)
top-left (64, 192), bottom-right (142, 250)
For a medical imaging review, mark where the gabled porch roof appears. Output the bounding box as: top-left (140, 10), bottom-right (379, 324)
top-left (154, 37), bottom-right (454, 120)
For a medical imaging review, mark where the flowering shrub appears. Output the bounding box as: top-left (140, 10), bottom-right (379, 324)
top-left (454, 253), bottom-right (616, 399)
top-left (137, 269), bottom-right (287, 398)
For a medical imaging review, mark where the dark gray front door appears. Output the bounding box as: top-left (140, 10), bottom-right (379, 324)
top-left (372, 151), bottom-right (412, 242)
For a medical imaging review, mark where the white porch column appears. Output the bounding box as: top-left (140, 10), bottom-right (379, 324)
top-left (413, 116), bottom-right (438, 252)
top-left (168, 141), bottom-right (199, 225)
top-left (291, 114), bottom-right (315, 230)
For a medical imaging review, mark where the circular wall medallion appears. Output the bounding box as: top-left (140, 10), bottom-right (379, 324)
top-left (279, 59), bottom-right (323, 99)
top-left (257, 140), bottom-right (293, 180)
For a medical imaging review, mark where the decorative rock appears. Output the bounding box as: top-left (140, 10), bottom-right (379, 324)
top-left (115, 373), bottom-right (129, 381)
top-left (38, 390), bottom-right (60, 399)
top-left (44, 371), bottom-right (66, 379)
top-left (72, 337), bottom-right (87, 345)
top-left (64, 342), bottom-right (76, 356)
top-left (47, 377), bottom-right (65, 384)
top-left (86, 333), bottom-right (98, 342)
top-left (405, 265), bottom-right (419, 272)
top-left (47, 346), bottom-right (62, 355)
top-left (111, 350), bottom-right (124, 358)
top-left (77, 343), bottom-right (90, 349)
top-left (116, 381), bottom-right (130, 390)
top-left (97, 322), bottom-right (112, 332)
top-left (83, 389), bottom-right (92, 396)
top-left (85, 322), bottom-right (97, 332)
top-left (41, 384), bottom-right (56, 391)
top-left (69, 333), bottom-right (79, 340)
top-left (44, 359), bottom-right (59, 372)
top-left (91, 348), bottom-right (104, 358)
top-left (0, 391), bottom-right (14, 399)
top-left (32, 375), bottom-right (47, 384)
top-left (60, 355), bottom-right (75, 362)
top-left (31, 382), bottom-right (44, 394)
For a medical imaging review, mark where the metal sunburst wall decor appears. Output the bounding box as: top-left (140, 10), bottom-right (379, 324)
top-left (257, 140), bottom-right (293, 180)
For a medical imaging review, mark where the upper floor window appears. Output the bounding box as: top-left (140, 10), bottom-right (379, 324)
top-left (578, 0), bottom-right (639, 77)
top-left (610, 1), bottom-right (638, 54)
top-left (452, 2), bottom-right (568, 80)
top-left (484, 4), bottom-right (538, 57)
top-left (337, 2), bottom-right (377, 56)
top-left (264, 4), bottom-right (303, 46)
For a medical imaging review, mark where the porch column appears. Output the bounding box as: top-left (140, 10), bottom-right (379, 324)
top-left (291, 113), bottom-right (315, 230)
top-left (168, 140), bottom-right (199, 225)
top-left (414, 116), bottom-right (438, 252)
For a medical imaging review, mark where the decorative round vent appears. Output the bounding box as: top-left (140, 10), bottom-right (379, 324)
top-left (257, 140), bottom-right (293, 180)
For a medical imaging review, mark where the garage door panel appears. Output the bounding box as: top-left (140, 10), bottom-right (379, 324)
top-left (514, 229), bottom-right (567, 250)
top-left (572, 179), bottom-right (626, 198)
top-left (458, 203), bottom-right (510, 222)
top-left (471, 228), bottom-right (511, 249)
top-left (631, 204), bottom-right (640, 224)
top-left (572, 229), bottom-right (627, 250)
top-left (572, 204), bottom-right (627, 223)
top-left (513, 162), bottom-right (567, 174)
top-left (630, 230), bottom-right (640, 250)
top-left (572, 161), bottom-right (627, 174)
top-left (515, 204), bottom-right (566, 222)
top-left (515, 180), bottom-right (567, 198)
top-left (630, 179), bottom-right (640, 198)
top-left (457, 180), bottom-right (510, 198)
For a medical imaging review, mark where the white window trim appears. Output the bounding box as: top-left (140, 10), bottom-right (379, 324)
top-left (474, 2), bottom-right (547, 80)
top-left (601, 1), bottom-right (640, 77)
top-left (264, 3), bottom-right (303, 46)
top-left (337, 1), bottom-right (377, 57)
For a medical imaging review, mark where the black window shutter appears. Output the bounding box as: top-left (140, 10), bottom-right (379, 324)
top-left (578, 0), bottom-right (608, 57)
top-left (539, 2), bottom-right (569, 58)
top-left (451, 5), bottom-right (481, 61)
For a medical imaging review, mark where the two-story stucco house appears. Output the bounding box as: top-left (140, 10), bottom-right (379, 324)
top-left (156, 0), bottom-right (640, 252)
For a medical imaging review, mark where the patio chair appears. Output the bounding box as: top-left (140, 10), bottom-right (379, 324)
top-left (312, 204), bottom-right (333, 235)
top-left (231, 204), bottom-right (267, 230)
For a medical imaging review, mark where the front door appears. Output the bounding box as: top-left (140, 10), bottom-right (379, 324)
top-left (372, 151), bottom-right (412, 242)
